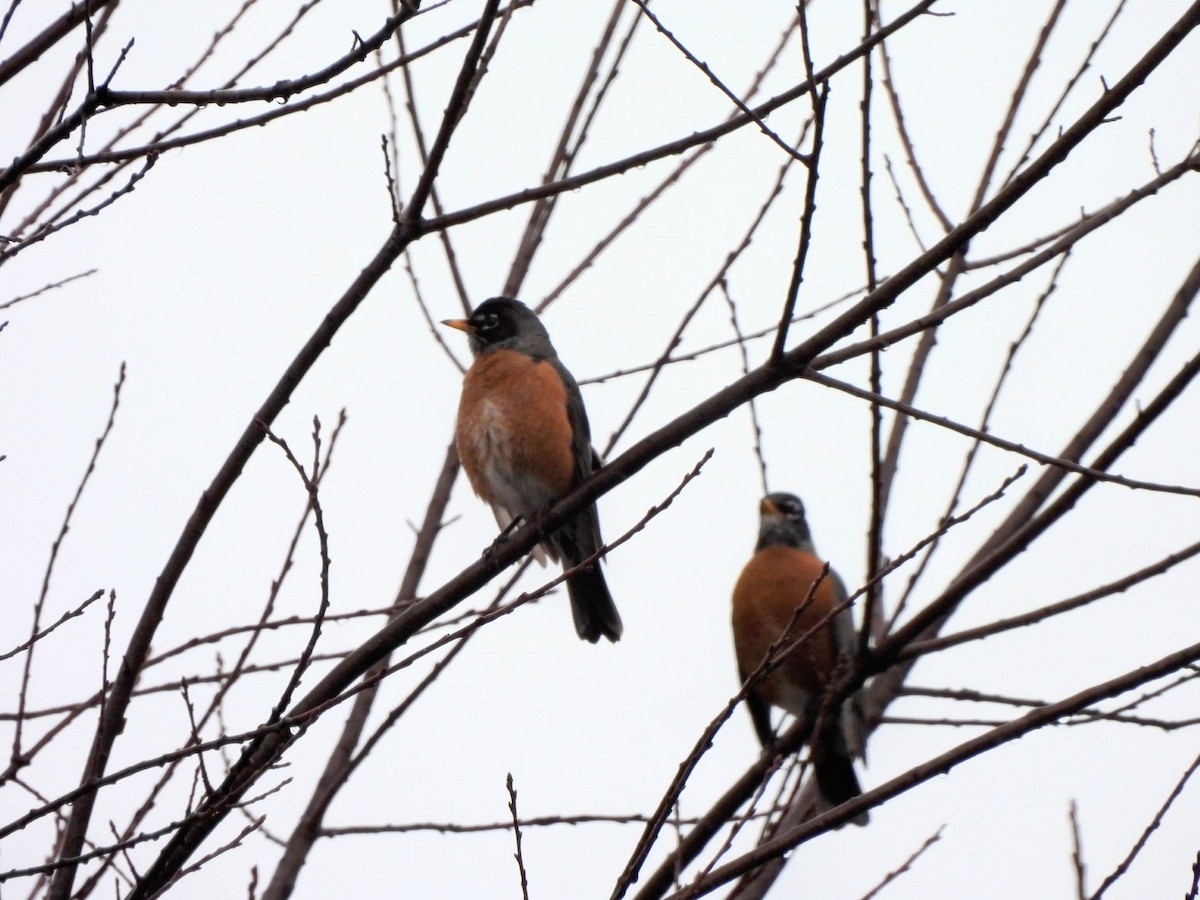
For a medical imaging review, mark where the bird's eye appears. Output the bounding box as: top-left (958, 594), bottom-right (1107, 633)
top-left (476, 313), bottom-right (500, 331)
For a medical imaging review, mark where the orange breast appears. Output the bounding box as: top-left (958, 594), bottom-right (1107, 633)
top-left (731, 546), bottom-right (840, 714)
top-left (456, 350), bottom-right (576, 504)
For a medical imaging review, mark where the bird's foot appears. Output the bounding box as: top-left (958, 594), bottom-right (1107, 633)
top-left (484, 516), bottom-right (526, 563)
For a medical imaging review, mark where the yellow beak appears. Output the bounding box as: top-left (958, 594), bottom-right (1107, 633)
top-left (441, 318), bottom-right (472, 333)
top-left (759, 496), bottom-right (784, 519)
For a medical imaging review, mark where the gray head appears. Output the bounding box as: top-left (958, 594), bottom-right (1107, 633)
top-left (441, 297), bottom-right (556, 359)
top-left (756, 491), bottom-right (815, 553)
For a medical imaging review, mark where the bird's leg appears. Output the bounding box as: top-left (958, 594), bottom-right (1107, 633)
top-left (483, 515), bottom-right (526, 563)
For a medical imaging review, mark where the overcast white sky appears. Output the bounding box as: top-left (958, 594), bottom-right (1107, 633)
top-left (3, 1), bottom-right (1200, 898)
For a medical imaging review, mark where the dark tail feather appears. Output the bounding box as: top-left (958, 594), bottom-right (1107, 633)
top-left (566, 563), bottom-right (622, 643)
top-left (813, 748), bottom-right (869, 827)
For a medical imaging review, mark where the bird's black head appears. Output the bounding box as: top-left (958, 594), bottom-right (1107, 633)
top-left (757, 491), bottom-right (815, 552)
top-left (441, 297), bottom-right (554, 358)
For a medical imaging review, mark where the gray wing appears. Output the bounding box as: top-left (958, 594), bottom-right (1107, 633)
top-left (547, 357), bottom-right (604, 562)
top-left (829, 570), bottom-right (868, 763)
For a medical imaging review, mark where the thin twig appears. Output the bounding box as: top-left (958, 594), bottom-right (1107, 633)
top-left (506, 774), bottom-right (531, 900)
top-left (1185, 850), bottom-right (1200, 900)
top-left (628, 0), bottom-right (810, 165)
top-left (260, 418), bottom-right (335, 719)
top-left (1070, 801), bottom-right (1087, 900)
top-left (0, 269), bottom-right (97, 310)
top-left (718, 280), bottom-right (768, 494)
top-left (857, 827), bottom-right (944, 900)
top-left (1088, 750), bottom-right (1200, 899)
top-left (877, 21), bottom-right (952, 231)
top-left (321, 808), bottom-right (783, 837)
top-left (860, 0), bottom-right (885, 661)
top-left (769, 81), bottom-right (827, 362)
top-left (1, 153), bottom-right (157, 263)
top-left (899, 537), bottom-right (1200, 662)
top-left (0, 590), bottom-right (103, 663)
top-left (807, 371), bottom-right (1200, 497)
top-left (14, 364), bottom-right (124, 772)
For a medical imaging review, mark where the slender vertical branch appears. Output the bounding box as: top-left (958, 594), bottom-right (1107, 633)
top-left (768, 2), bottom-right (825, 363)
top-left (860, 0), bottom-right (885, 657)
top-left (507, 774), bottom-right (531, 900)
top-left (505, 0), bottom-right (629, 298)
top-left (15, 364), bottom-right (124, 771)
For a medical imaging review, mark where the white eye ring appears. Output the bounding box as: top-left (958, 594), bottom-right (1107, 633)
top-left (477, 313), bottom-right (499, 330)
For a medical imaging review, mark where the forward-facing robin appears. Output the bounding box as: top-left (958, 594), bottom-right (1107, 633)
top-left (442, 297), bottom-right (623, 644)
top-left (731, 492), bottom-right (868, 823)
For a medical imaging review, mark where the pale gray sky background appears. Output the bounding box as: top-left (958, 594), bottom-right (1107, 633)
top-left (3, 1), bottom-right (1199, 897)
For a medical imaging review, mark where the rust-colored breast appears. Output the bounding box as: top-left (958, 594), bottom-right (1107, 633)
top-left (732, 546), bottom-right (840, 714)
top-left (455, 350), bottom-right (576, 504)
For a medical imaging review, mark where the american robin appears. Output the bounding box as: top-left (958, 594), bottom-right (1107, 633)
top-left (442, 297), bottom-right (623, 644)
top-left (731, 492), bottom-right (868, 823)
